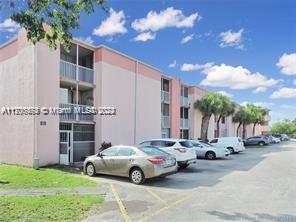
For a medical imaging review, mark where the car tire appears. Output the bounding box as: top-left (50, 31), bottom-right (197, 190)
top-left (86, 163), bottom-right (96, 177)
top-left (227, 147), bottom-right (234, 154)
top-left (130, 168), bottom-right (145, 185)
top-left (178, 163), bottom-right (189, 169)
top-left (258, 141), bottom-right (265, 147)
top-left (206, 151), bottom-right (216, 160)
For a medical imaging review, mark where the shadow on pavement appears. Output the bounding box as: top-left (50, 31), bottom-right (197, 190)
top-left (208, 210), bottom-right (296, 222)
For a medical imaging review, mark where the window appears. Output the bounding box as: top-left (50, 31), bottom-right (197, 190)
top-left (180, 129), bottom-right (189, 139)
top-left (151, 141), bottom-right (166, 147)
top-left (191, 142), bottom-right (202, 147)
top-left (221, 117), bottom-right (226, 124)
top-left (165, 141), bottom-right (176, 147)
top-left (139, 141), bottom-right (151, 146)
top-left (162, 79), bottom-right (170, 92)
top-left (210, 139), bottom-right (218, 143)
top-left (181, 86), bottom-right (188, 97)
top-left (162, 103), bottom-right (170, 116)
top-left (117, 147), bottom-right (135, 156)
top-left (180, 107), bottom-right (189, 119)
top-left (179, 141), bottom-right (193, 148)
top-left (101, 147), bottom-right (118, 156)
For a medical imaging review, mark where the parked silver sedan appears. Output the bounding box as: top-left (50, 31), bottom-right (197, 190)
top-left (84, 145), bottom-right (177, 184)
top-left (189, 140), bottom-right (230, 160)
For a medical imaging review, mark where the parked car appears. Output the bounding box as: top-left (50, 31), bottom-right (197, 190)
top-left (265, 135), bottom-right (273, 144)
top-left (209, 137), bottom-right (245, 154)
top-left (271, 136), bottom-right (281, 143)
top-left (244, 136), bottom-right (270, 146)
top-left (140, 139), bottom-right (197, 169)
top-left (84, 145), bottom-right (177, 184)
top-left (189, 140), bottom-right (230, 160)
top-left (272, 134), bottom-right (289, 141)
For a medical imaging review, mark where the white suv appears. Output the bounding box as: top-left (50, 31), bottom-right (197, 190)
top-left (140, 139), bottom-right (197, 169)
top-left (209, 137), bottom-right (245, 154)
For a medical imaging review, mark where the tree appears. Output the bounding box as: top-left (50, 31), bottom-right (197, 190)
top-left (247, 104), bottom-right (267, 136)
top-left (215, 97), bottom-right (235, 137)
top-left (194, 92), bottom-right (225, 141)
top-left (271, 119), bottom-right (296, 135)
top-left (233, 106), bottom-right (253, 138)
top-left (1, 0), bottom-right (107, 51)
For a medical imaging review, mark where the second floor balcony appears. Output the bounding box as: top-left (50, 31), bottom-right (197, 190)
top-left (161, 115), bottom-right (170, 128)
top-left (161, 91), bottom-right (170, 103)
top-left (59, 103), bottom-right (94, 122)
top-left (60, 60), bottom-right (94, 84)
top-left (180, 118), bottom-right (189, 129)
top-left (180, 96), bottom-right (190, 107)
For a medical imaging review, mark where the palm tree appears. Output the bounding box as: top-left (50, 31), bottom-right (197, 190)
top-left (233, 106), bottom-right (253, 138)
top-left (194, 92), bottom-right (225, 141)
top-left (215, 97), bottom-right (235, 137)
top-left (247, 104), bottom-right (267, 136)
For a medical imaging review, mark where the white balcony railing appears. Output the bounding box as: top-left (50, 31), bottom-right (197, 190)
top-left (60, 60), bottom-right (76, 80)
top-left (59, 103), bottom-right (94, 121)
top-left (161, 115), bottom-right (170, 128)
top-left (180, 96), bottom-right (190, 107)
top-left (60, 60), bottom-right (94, 84)
top-left (180, 118), bottom-right (189, 129)
top-left (161, 91), bottom-right (170, 103)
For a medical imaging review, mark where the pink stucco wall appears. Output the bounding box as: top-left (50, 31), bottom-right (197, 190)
top-left (170, 78), bottom-right (181, 138)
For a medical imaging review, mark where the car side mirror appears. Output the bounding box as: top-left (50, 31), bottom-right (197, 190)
top-left (97, 152), bottom-right (103, 158)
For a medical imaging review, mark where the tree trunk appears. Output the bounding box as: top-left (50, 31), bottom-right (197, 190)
top-left (236, 122), bottom-right (242, 137)
top-left (252, 123), bottom-right (257, 136)
top-left (216, 115), bottom-right (222, 138)
top-left (201, 114), bottom-right (211, 142)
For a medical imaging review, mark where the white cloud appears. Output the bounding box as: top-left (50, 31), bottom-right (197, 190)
top-left (131, 7), bottom-right (201, 33)
top-left (270, 87), bottom-right (296, 99)
top-left (75, 36), bottom-right (94, 45)
top-left (280, 104), bottom-right (296, 109)
top-left (133, 32), bottom-right (155, 42)
top-left (0, 18), bottom-right (20, 33)
top-left (93, 8), bottom-right (127, 37)
top-left (181, 34), bottom-right (194, 44)
top-left (240, 101), bottom-right (274, 108)
top-left (181, 62), bottom-right (213, 72)
top-left (217, 91), bottom-right (233, 98)
top-left (219, 29), bottom-right (244, 49)
top-left (168, 60), bottom-right (177, 68)
top-left (253, 87), bottom-right (267, 94)
top-left (200, 64), bottom-right (280, 90)
top-left (277, 53), bottom-right (296, 75)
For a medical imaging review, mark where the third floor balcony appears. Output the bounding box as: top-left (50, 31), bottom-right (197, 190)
top-left (161, 90), bottom-right (170, 103)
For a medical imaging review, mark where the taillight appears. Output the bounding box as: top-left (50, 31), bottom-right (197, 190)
top-left (148, 158), bottom-right (164, 164)
top-left (174, 148), bottom-right (186, 153)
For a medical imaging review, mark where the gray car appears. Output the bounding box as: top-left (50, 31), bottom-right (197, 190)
top-left (244, 136), bottom-right (270, 146)
top-left (84, 145), bottom-right (177, 184)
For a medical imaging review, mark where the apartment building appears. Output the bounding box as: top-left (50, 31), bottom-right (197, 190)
top-left (0, 29), bottom-right (270, 167)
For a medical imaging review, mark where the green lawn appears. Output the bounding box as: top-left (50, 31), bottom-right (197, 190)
top-left (0, 194), bottom-right (103, 222)
top-left (0, 164), bottom-right (96, 189)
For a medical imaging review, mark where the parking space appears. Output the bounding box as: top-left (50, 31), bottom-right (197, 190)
top-left (85, 142), bottom-right (296, 222)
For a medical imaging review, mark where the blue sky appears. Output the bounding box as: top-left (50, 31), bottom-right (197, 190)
top-left (1, 0), bottom-right (296, 123)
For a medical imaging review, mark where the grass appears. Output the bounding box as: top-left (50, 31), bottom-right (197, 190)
top-left (0, 164), bottom-right (97, 189)
top-left (0, 194), bottom-right (103, 222)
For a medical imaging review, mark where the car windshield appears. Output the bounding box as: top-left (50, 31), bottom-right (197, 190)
top-left (140, 146), bottom-right (168, 156)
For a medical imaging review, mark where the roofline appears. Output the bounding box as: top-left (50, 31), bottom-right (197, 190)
top-left (0, 37), bottom-right (18, 49)
top-left (96, 44), bottom-right (162, 73)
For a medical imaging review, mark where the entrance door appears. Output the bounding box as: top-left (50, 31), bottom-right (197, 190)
top-left (59, 130), bottom-right (73, 165)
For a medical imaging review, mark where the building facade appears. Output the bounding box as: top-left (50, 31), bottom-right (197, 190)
top-left (0, 29), bottom-right (270, 167)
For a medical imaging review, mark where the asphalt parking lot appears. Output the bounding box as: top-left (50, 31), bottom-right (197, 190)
top-left (85, 142), bottom-right (296, 222)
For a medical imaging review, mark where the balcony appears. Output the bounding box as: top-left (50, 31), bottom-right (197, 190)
top-left (161, 115), bottom-right (170, 128)
top-left (180, 118), bottom-right (189, 129)
top-left (59, 103), bottom-right (94, 122)
top-left (161, 91), bottom-right (170, 103)
top-left (180, 96), bottom-right (190, 107)
top-left (60, 60), bottom-right (94, 84)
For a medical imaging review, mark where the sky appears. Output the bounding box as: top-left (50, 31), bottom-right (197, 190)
top-left (0, 0), bottom-right (296, 124)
